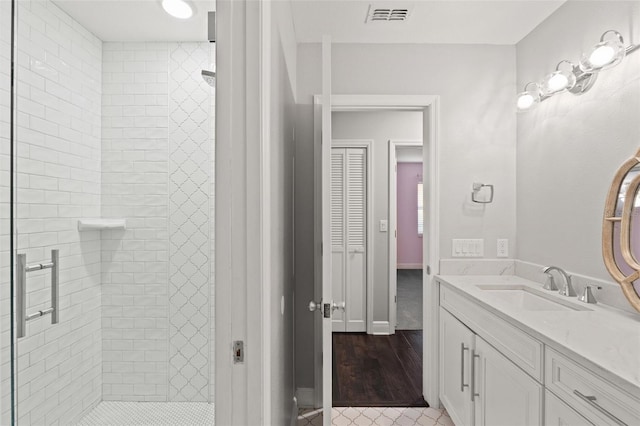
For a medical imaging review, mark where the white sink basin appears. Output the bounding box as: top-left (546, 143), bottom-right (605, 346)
top-left (476, 285), bottom-right (592, 312)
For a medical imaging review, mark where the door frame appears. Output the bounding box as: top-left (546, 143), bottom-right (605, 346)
top-left (331, 139), bottom-right (374, 334)
top-left (388, 140), bottom-right (423, 333)
top-left (313, 95), bottom-right (441, 408)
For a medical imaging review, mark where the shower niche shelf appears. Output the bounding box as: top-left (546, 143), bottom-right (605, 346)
top-left (78, 218), bottom-right (127, 232)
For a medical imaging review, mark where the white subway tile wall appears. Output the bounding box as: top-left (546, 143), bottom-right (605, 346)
top-left (12, 0), bottom-right (103, 424)
top-left (101, 41), bottom-right (171, 402)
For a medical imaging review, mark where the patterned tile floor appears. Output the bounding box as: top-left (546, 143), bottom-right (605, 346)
top-left (76, 402), bottom-right (214, 425)
top-left (298, 407), bottom-right (454, 426)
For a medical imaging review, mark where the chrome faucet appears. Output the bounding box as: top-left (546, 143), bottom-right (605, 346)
top-left (542, 266), bottom-right (576, 297)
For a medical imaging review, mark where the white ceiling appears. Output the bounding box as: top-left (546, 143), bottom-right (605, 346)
top-left (290, 0), bottom-right (566, 45)
top-left (52, 0), bottom-right (564, 45)
top-left (53, 0), bottom-right (216, 42)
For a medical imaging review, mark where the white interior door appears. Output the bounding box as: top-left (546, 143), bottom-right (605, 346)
top-left (331, 147), bottom-right (367, 333)
top-left (321, 35), bottom-right (333, 425)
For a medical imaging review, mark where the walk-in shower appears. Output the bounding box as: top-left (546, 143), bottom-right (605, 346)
top-left (0, 1), bottom-right (217, 424)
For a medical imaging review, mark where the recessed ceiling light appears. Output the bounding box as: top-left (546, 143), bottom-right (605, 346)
top-left (162, 0), bottom-right (193, 19)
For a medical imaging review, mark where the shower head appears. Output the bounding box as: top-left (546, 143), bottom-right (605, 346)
top-left (202, 70), bottom-right (216, 87)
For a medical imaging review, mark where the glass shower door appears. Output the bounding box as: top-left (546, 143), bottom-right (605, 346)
top-left (7, 0), bottom-right (103, 423)
top-left (1, 0), bottom-right (15, 424)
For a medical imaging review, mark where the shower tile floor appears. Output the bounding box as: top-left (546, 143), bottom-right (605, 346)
top-left (76, 402), bottom-right (214, 425)
top-left (298, 407), bottom-right (453, 426)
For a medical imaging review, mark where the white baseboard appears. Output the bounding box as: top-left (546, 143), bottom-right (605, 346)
top-left (372, 321), bottom-right (391, 335)
top-left (296, 388), bottom-right (315, 408)
top-left (397, 263), bottom-right (422, 270)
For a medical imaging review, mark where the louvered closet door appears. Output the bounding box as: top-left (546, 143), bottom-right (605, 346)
top-left (331, 147), bottom-right (367, 332)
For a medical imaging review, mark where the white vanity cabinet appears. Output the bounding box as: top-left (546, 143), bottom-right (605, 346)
top-left (437, 278), bottom-right (640, 426)
top-left (439, 308), bottom-right (474, 426)
top-left (439, 307), bottom-right (542, 426)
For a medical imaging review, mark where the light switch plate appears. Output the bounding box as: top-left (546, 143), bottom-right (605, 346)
top-left (452, 239), bottom-right (484, 257)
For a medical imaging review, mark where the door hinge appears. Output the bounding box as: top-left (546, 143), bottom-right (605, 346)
top-left (233, 340), bottom-right (244, 363)
top-left (426, 265), bottom-right (431, 275)
top-left (321, 242), bottom-right (323, 256)
top-left (395, 295), bottom-right (397, 303)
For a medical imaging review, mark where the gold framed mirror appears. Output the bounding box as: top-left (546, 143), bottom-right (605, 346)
top-left (603, 148), bottom-right (640, 312)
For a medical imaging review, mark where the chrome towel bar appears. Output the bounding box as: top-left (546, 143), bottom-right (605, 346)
top-left (17, 249), bottom-right (59, 338)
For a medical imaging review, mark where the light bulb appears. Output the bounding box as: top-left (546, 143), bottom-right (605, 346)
top-left (516, 83), bottom-right (540, 112)
top-left (517, 94), bottom-right (535, 110)
top-left (589, 45), bottom-right (616, 68)
top-left (162, 0), bottom-right (193, 19)
top-left (547, 73), bottom-right (569, 92)
top-left (579, 30), bottom-right (626, 73)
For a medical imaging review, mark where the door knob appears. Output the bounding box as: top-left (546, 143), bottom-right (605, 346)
top-left (308, 300), bottom-right (322, 312)
top-left (332, 301), bottom-right (346, 312)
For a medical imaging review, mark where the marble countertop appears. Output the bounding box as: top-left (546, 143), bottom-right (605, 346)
top-left (436, 274), bottom-right (640, 398)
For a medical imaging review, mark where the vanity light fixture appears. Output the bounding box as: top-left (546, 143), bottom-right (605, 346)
top-left (162, 0), bottom-right (193, 19)
top-left (516, 29), bottom-right (638, 112)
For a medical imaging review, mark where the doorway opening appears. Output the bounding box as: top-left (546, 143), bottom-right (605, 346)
top-left (329, 112), bottom-right (427, 408)
top-left (313, 94), bottom-right (441, 424)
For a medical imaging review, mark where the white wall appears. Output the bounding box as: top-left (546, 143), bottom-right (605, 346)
top-left (332, 110), bottom-right (422, 321)
top-left (516, 1), bottom-right (640, 283)
top-left (295, 42), bottom-right (517, 390)
top-left (215, 0), bottom-right (297, 422)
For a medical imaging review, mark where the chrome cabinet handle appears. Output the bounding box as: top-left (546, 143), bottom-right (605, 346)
top-left (470, 350), bottom-right (480, 402)
top-left (17, 249), bottom-right (59, 338)
top-left (460, 343), bottom-right (469, 392)
top-left (573, 390), bottom-right (627, 426)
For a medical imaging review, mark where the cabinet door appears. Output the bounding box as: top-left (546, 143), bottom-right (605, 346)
top-left (473, 336), bottom-right (543, 426)
top-left (545, 390), bottom-right (594, 426)
top-left (440, 308), bottom-right (474, 426)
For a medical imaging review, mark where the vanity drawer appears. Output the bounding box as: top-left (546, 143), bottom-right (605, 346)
top-left (545, 390), bottom-right (593, 426)
top-left (439, 284), bottom-right (543, 382)
top-left (545, 347), bottom-right (640, 425)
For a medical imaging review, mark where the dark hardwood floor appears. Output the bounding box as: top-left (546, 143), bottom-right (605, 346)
top-left (332, 330), bottom-right (427, 407)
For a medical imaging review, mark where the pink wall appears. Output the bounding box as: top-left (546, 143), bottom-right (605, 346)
top-left (397, 162), bottom-right (423, 268)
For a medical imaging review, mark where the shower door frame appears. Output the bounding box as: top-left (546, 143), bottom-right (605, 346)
top-left (3, 0), bottom-right (18, 423)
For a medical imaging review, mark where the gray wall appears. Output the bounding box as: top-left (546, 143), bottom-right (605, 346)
top-left (516, 1), bottom-right (640, 281)
top-left (294, 43), bottom-right (517, 390)
top-left (269, 0), bottom-right (298, 424)
top-left (332, 111), bottom-right (422, 321)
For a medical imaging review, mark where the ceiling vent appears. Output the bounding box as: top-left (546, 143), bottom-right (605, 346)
top-left (366, 4), bottom-right (411, 23)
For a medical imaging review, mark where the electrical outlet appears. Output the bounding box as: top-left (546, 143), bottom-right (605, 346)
top-left (497, 239), bottom-right (509, 258)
